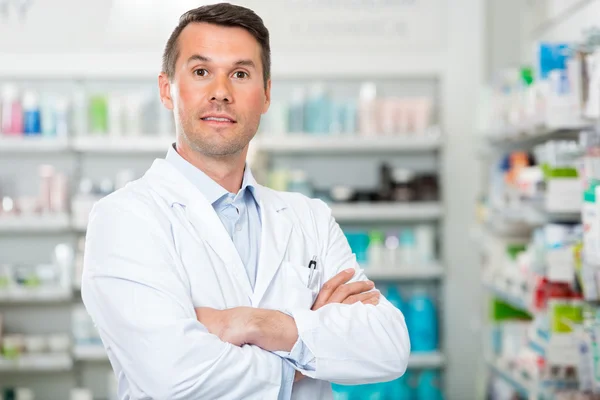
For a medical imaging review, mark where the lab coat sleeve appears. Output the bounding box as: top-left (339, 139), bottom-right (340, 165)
top-left (81, 198), bottom-right (284, 400)
top-left (288, 200), bottom-right (411, 384)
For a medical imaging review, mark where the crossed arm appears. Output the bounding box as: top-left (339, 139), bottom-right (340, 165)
top-left (195, 268), bottom-right (380, 381)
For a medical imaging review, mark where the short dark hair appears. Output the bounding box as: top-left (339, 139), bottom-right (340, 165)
top-left (162, 3), bottom-right (271, 88)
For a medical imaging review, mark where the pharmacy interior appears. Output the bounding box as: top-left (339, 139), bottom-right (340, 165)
top-left (5, 0), bottom-right (578, 399)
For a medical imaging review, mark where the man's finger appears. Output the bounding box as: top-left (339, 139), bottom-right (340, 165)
top-left (342, 291), bottom-right (380, 305)
top-left (328, 280), bottom-right (375, 304)
top-left (312, 268), bottom-right (355, 310)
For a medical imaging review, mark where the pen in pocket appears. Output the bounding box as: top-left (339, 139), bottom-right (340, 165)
top-left (307, 255), bottom-right (317, 287)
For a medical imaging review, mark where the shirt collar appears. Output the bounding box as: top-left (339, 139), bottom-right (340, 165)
top-left (165, 143), bottom-right (259, 205)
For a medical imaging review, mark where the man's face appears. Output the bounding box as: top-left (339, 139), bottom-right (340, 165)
top-left (160, 22), bottom-right (270, 157)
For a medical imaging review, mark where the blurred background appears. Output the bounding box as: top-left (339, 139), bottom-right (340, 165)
top-left (0, 0), bottom-right (599, 399)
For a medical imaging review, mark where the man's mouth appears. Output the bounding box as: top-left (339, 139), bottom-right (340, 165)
top-left (200, 114), bottom-right (236, 123)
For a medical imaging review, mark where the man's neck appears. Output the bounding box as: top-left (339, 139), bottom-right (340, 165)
top-left (175, 138), bottom-right (248, 194)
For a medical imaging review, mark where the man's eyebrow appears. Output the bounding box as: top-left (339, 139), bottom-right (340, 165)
top-left (186, 54), bottom-right (211, 64)
top-left (234, 59), bottom-right (256, 69)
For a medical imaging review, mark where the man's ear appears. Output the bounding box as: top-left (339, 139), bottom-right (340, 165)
top-left (158, 73), bottom-right (174, 110)
top-left (262, 79), bottom-right (271, 114)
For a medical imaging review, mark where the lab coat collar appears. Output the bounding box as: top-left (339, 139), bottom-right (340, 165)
top-left (145, 159), bottom-right (292, 305)
top-left (165, 143), bottom-right (259, 207)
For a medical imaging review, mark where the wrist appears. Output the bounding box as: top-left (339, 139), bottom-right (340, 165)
top-left (247, 309), bottom-right (298, 352)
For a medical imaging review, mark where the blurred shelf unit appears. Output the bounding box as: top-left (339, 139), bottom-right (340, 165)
top-left (71, 345), bottom-right (445, 369)
top-left (72, 345), bottom-right (109, 362)
top-left (254, 130), bottom-right (442, 154)
top-left (364, 264), bottom-right (444, 281)
top-left (0, 287), bottom-right (73, 304)
top-left (0, 133), bottom-right (443, 154)
top-left (0, 136), bottom-right (173, 154)
top-left (0, 203), bottom-right (443, 234)
top-left (331, 202), bottom-right (442, 222)
top-left (0, 136), bottom-right (70, 153)
top-left (485, 119), bottom-right (592, 148)
top-left (0, 51), bottom-right (445, 80)
top-left (0, 353), bottom-right (73, 372)
top-left (486, 358), bottom-right (573, 400)
top-left (70, 136), bottom-right (173, 153)
top-left (408, 352), bottom-right (445, 369)
top-left (477, 23), bottom-right (600, 394)
top-left (482, 279), bottom-right (535, 317)
top-left (0, 214), bottom-right (71, 233)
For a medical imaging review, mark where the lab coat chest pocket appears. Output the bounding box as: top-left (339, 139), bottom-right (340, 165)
top-left (282, 261), bottom-right (321, 311)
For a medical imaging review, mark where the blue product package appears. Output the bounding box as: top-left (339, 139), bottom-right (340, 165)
top-left (400, 371), bottom-right (418, 400)
top-left (386, 286), bottom-right (406, 313)
top-left (537, 42), bottom-right (571, 80)
top-left (332, 384), bottom-right (352, 400)
top-left (407, 288), bottom-right (438, 352)
top-left (417, 370), bottom-right (444, 400)
top-left (354, 232), bottom-right (370, 265)
top-left (24, 108), bottom-right (41, 135)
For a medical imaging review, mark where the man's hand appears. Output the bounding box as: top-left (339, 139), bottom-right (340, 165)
top-left (195, 307), bottom-right (298, 352)
top-left (294, 269), bottom-right (380, 383)
top-left (312, 268), bottom-right (380, 310)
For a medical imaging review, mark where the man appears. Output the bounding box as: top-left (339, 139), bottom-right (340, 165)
top-left (82, 3), bottom-right (410, 399)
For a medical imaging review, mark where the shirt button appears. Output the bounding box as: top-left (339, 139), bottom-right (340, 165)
top-left (236, 224), bottom-right (242, 232)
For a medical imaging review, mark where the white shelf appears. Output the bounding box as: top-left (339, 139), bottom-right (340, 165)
top-left (483, 280), bottom-right (535, 316)
top-left (408, 352), bottom-right (445, 368)
top-left (0, 353), bottom-right (73, 372)
top-left (0, 51), bottom-right (445, 80)
top-left (486, 119), bottom-right (591, 148)
top-left (73, 345), bottom-right (108, 362)
top-left (71, 136), bottom-right (173, 153)
top-left (70, 347), bottom-right (444, 368)
top-left (0, 136), bottom-right (70, 152)
top-left (254, 132), bottom-right (442, 153)
top-left (0, 214), bottom-right (71, 233)
top-left (364, 264), bottom-right (444, 280)
top-left (331, 202), bottom-right (442, 222)
top-left (0, 287), bottom-right (73, 304)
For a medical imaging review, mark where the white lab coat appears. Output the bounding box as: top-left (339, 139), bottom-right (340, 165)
top-left (81, 158), bottom-right (410, 400)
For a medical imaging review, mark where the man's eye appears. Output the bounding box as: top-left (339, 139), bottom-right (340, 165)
top-left (234, 71), bottom-right (248, 79)
top-left (194, 69), bottom-right (208, 77)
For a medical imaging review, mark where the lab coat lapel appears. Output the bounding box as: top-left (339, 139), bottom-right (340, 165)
top-left (252, 188), bottom-right (293, 305)
top-left (145, 160), bottom-right (253, 301)
top-left (185, 203), bottom-right (253, 301)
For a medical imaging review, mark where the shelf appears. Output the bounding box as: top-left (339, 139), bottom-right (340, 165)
top-left (0, 51), bottom-right (445, 80)
top-left (71, 136), bottom-right (173, 153)
top-left (364, 264), bottom-right (444, 280)
top-left (331, 202), bottom-right (442, 222)
top-left (71, 346), bottom-right (444, 367)
top-left (0, 136), bottom-right (70, 153)
top-left (483, 281), bottom-right (535, 316)
top-left (530, 0), bottom-right (596, 38)
top-left (487, 358), bottom-right (578, 399)
top-left (73, 345), bottom-right (108, 362)
top-left (0, 214), bottom-right (71, 233)
top-left (487, 359), bottom-right (551, 400)
top-left (253, 132), bottom-right (442, 154)
top-left (0, 353), bottom-right (73, 372)
top-left (0, 287), bottom-right (73, 304)
top-left (408, 352), bottom-right (445, 368)
top-left (486, 120), bottom-right (591, 148)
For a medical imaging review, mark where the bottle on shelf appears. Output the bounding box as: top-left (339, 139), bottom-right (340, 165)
top-left (1, 84), bottom-right (23, 135)
top-left (22, 91), bottom-right (41, 136)
top-left (407, 286), bottom-right (438, 352)
top-left (358, 82), bottom-right (377, 136)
